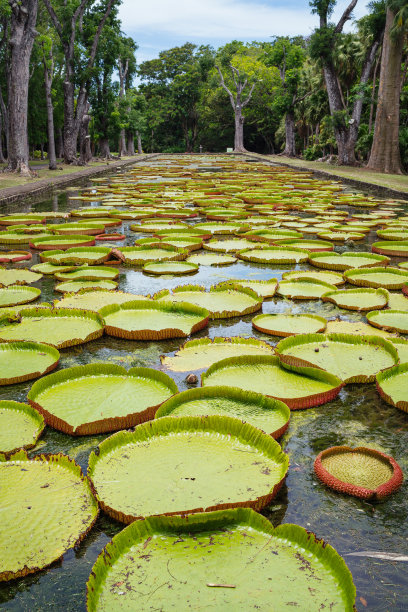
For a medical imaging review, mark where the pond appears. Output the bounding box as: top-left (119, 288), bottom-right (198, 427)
top-left (0, 155), bottom-right (407, 611)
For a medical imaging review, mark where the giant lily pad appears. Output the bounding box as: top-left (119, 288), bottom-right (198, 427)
top-left (344, 267), bottom-right (408, 290)
top-left (277, 278), bottom-right (337, 300)
top-left (372, 241), bottom-right (408, 257)
top-left (367, 309), bottom-right (408, 334)
top-left (31, 262), bottom-right (76, 275)
top-left (117, 245), bottom-right (187, 265)
top-left (387, 292), bottom-right (408, 311)
top-left (143, 261), bottom-right (199, 275)
top-left (0, 251), bottom-right (31, 264)
top-left (54, 266), bottom-right (119, 281)
top-left (194, 221), bottom-right (247, 234)
top-left (278, 239), bottom-right (333, 252)
top-left (314, 446), bottom-right (403, 499)
top-left (187, 252), bottom-right (237, 266)
top-left (161, 337), bottom-right (274, 372)
top-left (55, 279), bottom-right (118, 294)
top-left (0, 267), bottom-right (42, 287)
top-left (0, 401), bottom-right (44, 456)
top-left (325, 319), bottom-right (395, 338)
top-left (0, 451), bottom-right (98, 581)
top-left (0, 307), bottom-right (104, 348)
top-left (376, 363), bottom-right (408, 412)
top-left (155, 386), bottom-right (290, 438)
top-left (282, 269), bottom-right (344, 286)
top-left (389, 338), bottom-right (408, 362)
top-left (87, 415), bottom-right (288, 522)
top-left (229, 278), bottom-right (278, 298)
top-left (28, 363), bottom-right (177, 435)
top-left (202, 355), bottom-right (343, 409)
top-left (52, 222), bottom-right (105, 236)
top-left (204, 238), bottom-right (258, 253)
top-left (41, 247), bottom-right (111, 265)
top-left (0, 285), bottom-right (40, 307)
top-left (322, 288), bottom-right (389, 311)
top-left (86, 508), bottom-right (356, 611)
top-left (253, 313), bottom-right (327, 337)
top-left (276, 333), bottom-right (398, 384)
top-left (0, 341), bottom-right (59, 385)
top-left (54, 289), bottom-right (144, 312)
top-left (309, 252), bottom-right (389, 271)
top-left (30, 235), bottom-right (95, 250)
top-left (155, 283), bottom-right (262, 319)
top-left (100, 300), bottom-right (209, 340)
top-left (238, 246), bottom-right (309, 264)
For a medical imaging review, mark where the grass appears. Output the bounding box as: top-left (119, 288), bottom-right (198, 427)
top-left (264, 155), bottom-right (408, 195)
top-left (0, 157), bottom-right (137, 191)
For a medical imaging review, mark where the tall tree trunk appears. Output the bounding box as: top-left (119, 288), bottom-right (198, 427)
top-left (368, 52), bottom-right (381, 133)
top-left (57, 127), bottom-right (63, 159)
top-left (7, 0), bottom-right (38, 176)
top-left (283, 111), bottom-right (296, 156)
top-left (0, 88), bottom-right (8, 160)
top-left (234, 108), bottom-right (245, 152)
top-left (63, 74), bottom-right (78, 163)
top-left (42, 46), bottom-right (57, 170)
top-left (0, 107), bottom-right (5, 163)
top-left (79, 103), bottom-right (92, 165)
top-left (118, 58), bottom-right (128, 157)
top-left (99, 137), bottom-right (111, 159)
top-left (127, 133), bottom-right (135, 155)
top-left (137, 131), bottom-right (142, 154)
top-left (367, 8), bottom-right (404, 174)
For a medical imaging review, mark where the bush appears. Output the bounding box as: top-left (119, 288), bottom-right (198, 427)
top-left (303, 145), bottom-right (324, 160)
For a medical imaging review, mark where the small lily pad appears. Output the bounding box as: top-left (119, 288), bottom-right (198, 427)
top-left (143, 261), bottom-right (199, 275)
top-left (277, 278), bottom-right (337, 300)
top-left (253, 313), bottom-right (327, 337)
top-left (344, 267), bottom-right (408, 290)
top-left (0, 401), bottom-right (44, 456)
top-left (322, 288), bottom-right (389, 311)
top-left (0, 285), bottom-right (41, 308)
top-left (367, 309), bottom-right (408, 334)
top-left (376, 363), bottom-right (408, 412)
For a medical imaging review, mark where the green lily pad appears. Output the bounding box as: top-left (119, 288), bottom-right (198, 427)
top-left (0, 341), bottom-right (59, 385)
top-left (55, 279), bottom-right (118, 294)
top-left (276, 333), bottom-right (398, 384)
top-left (0, 214), bottom-right (44, 226)
top-left (187, 252), bottom-right (237, 265)
top-left (309, 252), bottom-right (389, 271)
top-left (87, 416), bottom-right (288, 522)
top-left (344, 267), bottom-right (408, 290)
top-left (367, 309), bottom-right (408, 334)
top-left (154, 283), bottom-right (262, 319)
top-left (118, 245), bottom-right (187, 265)
top-left (194, 221), bottom-right (247, 234)
top-left (30, 262), bottom-right (76, 275)
top-left (28, 363), bottom-right (177, 435)
top-left (0, 307), bottom-right (104, 348)
top-left (0, 285), bottom-right (41, 307)
top-left (389, 338), bottom-right (408, 362)
top-left (161, 337), bottom-right (274, 372)
top-left (158, 237), bottom-right (203, 250)
top-left (87, 508), bottom-right (356, 612)
top-left (143, 261), bottom-right (199, 275)
top-left (30, 235), bottom-right (95, 250)
top-left (398, 261), bottom-right (408, 270)
top-left (0, 251), bottom-right (31, 264)
top-left (376, 229), bottom-right (408, 241)
top-left (41, 247), bottom-right (111, 265)
top-left (282, 270), bottom-right (344, 286)
top-left (52, 222), bottom-right (105, 235)
top-left (325, 319), bottom-right (395, 338)
top-left (372, 241), bottom-right (408, 257)
top-left (277, 278), bottom-right (337, 300)
top-left (229, 278), bottom-right (278, 298)
top-left (204, 238), bottom-right (258, 253)
top-left (0, 451), bottom-right (98, 581)
top-left (387, 292), bottom-right (408, 311)
top-left (0, 267), bottom-right (42, 287)
top-left (100, 300), bottom-right (209, 340)
top-left (155, 386), bottom-right (290, 438)
top-left (318, 231), bottom-right (365, 242)
top-left (0, 232), bottom-right (31, 245)
top-left (202, 355), bottom-right (343, 409)
top-left (243, 229), bottom-right (302, 243)
top-left (238, 246), bottom-right (309, 264)
top-left (0, 401), bottom-right (44, 456)
top-left (322, 288), bottom-right (389, 311)
top-left (54, 289), bottom-right (144, 313)
top-left (252, 313), bottom-right (327, 336)
top-left (376, 363), bottom-right (408, 412)
top-left (54, 266), bottom-right (119, 281)
top-left (278, 239), bottom-right (333, 252)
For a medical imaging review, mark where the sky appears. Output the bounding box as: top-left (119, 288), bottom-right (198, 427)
top-left (118, 0), bottom-right (368, 65)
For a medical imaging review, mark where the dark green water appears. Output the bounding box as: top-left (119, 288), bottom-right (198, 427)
top-left (0, 157), bottom-right (407, 611)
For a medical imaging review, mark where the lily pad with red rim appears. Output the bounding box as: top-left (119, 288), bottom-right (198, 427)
top-left (314, 446), bottom-right (403, 499)
top-left (202, 355), bottom-right (343, 409)
top-left (372, 241), bottom-right (408, 257)
top-left (344, 267), bottom-right (408, 290)
top-left (40, 247), bottom-right (112, 265)
top-left (322, 288), bottom-right (389, 311)
top-left (277, 278), bottom-right (337, 300)
top-left (0, 285), bottom-right (41, 308)
top-left (309, 252), bottom-right (389, 271)
top-left (0, 251), bottom-right (31, 264)
top-left (282, 269), bottom-right (344, 286)
top-left (376, 363), bottom-right (408, 412)
top-left (367, 309), bottom-right (408, 334)
top-left (252, 313), bottom-right (327, 337)
top-left (30, 235), bottom-right (96, 250)
top-left (28, 363), bottom-right (178, 435)
top-left (87, 415), bottom-right (289, 523)
top-left (0, 341), bottom-right (60, 385)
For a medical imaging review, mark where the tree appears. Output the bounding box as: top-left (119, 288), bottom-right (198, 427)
top-left (43, 0), bottom-right (118, 164)
top-left (39, 35), bottom-right (57, 168)
top-left (309, 0), bottom-right (384, 165)
top-left (6, 0), bottom-right (38, 175)
top-left (215, 62), bottom-right (258, 152)
top-left (263, 37), bottom-right (307, 156)
top-left (117, 36), bottom-right (137, 156)
top-left (368, 0), bottom-right (407, 173)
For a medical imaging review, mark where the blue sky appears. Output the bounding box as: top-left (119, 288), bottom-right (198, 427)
top-left (118, 0), bottom-right (368, 65)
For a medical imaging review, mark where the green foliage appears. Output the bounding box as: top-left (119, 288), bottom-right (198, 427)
top-left (309, 25), bottom-right (336, 63)
top-left (304, 144), bottom-right (324, 160)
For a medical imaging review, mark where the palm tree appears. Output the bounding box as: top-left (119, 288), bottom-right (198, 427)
top-left (368, 0), bottom-right (408, 173)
